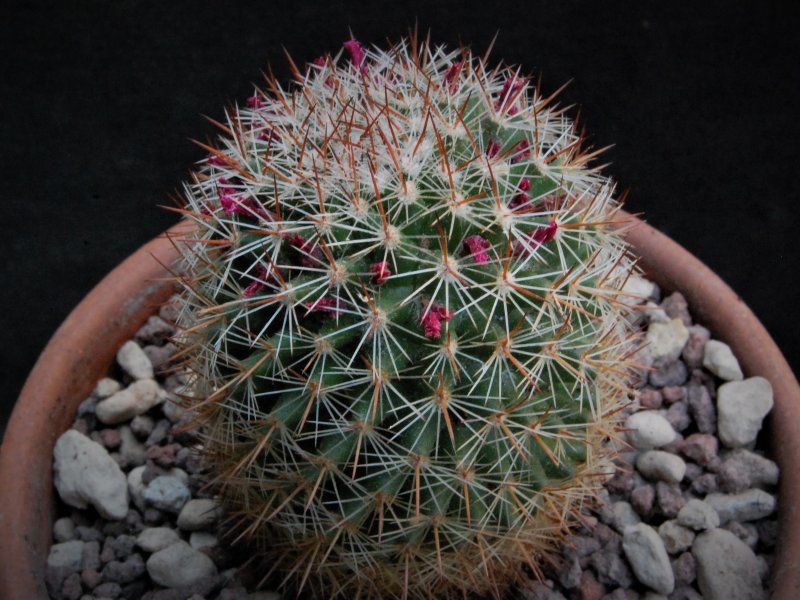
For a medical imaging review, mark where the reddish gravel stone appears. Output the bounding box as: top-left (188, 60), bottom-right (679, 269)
top-left (671, 551), bottom-right (697, 586)
top-left (630, 484), bottom-right (655, 517)
top-left (680, 433), bottom-right (718, 465)
top-left (577, 571), bottom-right (605, 600)
top-left (661, 385), bottom-right (685, 404)
top-left (682, 325), bottom-right (710, 369)
top-left (638, 388), bottom-right (663, 410)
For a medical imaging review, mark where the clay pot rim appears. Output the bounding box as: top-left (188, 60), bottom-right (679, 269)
top-left (1, 214), bottom-right (798, 599)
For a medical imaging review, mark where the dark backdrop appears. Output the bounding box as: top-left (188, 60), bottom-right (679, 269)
top-left (3, 1), bottom-right (799, 438)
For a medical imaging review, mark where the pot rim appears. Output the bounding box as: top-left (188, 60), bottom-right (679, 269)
top-left (0, 214), bottom-right (797, 599)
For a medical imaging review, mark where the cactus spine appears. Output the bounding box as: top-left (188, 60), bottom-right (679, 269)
top-left (176, 36), bottom-right (639, 600)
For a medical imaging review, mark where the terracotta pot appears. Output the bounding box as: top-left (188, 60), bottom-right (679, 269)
top-left (1, 215), bottom-right (798, 599)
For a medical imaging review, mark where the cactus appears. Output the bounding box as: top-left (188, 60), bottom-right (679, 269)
top-left (175, 35), bottom-right (640, 600)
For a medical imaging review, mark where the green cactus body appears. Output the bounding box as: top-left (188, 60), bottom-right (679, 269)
top-left (177, 37), bottom-right (639, 600)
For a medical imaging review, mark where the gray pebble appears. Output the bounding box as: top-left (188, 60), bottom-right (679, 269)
top-left (48, 540), bottom-right (86, 572)
top-left (657, 520), bottom-right (695, 554)
top-left (54, 517), bottom-right (77, 543)
top-left (142, 476), bottom-right (191, 514)
top-left (102, 553), bottom-right (146, 584)
top-left (81, 540), bottom-right (101, 570)
top-left (693, 528), bottom-right (766, 599)
top-left (130, 415), bottom-right (155, 438)
top-left (676, 499), bottom-right (719, 531)
top-left (611, 501), bottom-right (641, 533)
top-left (146, 541), bottom-right (218, 588)
top-left (704, 489), bottom-right (776, 524)
top-left (137, 527), bottom-right (182, 553)
top-left (177, 498), bottom-right (223, 531)
top-left (93, 581), bottom-right (123, 598)
top-left (189, 531), bottom-right (217, 550)
top-left (622, 523), bottom-right (674, 595)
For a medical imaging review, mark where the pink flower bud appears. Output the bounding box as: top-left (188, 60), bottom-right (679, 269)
top-left (485, 139), bottom-right (502, 159)
top-left (344, 39), bottom-right (368, 73)
top-left (511, 139), bottom-right (530, 163)
top-left (420, 304), bottom-right (452, 338)
top-left (370, 261), bottom-right (391, 285)
top-left (305, 296), bottom-right (344, 317)
top-left (444, 61), bottom-right (463, 92)
top-left (464, 235), bottom-right (491, 264)
top-left (247, 94), bottom-right (264, 109)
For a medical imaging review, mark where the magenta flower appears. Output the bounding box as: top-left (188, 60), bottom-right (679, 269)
top-left (464, 235), bottom-right (491, 264)
top-left (370, 261), bottom-right (391, 285)
top-left (511, 139), bottom-right (531, 163)
top-left (495, 76), bottom-right (523, 114)
top-left (247, 94), bottom-right (264, 109)
top-left (485, 138), bottom-right (502, 159)
top-left (518, 178), bottom-right (531, 192)
top-left (305, 296), bottom-right (344, 317)
top-left (420, 304), bottom-right (452, 338)
top-left (444, 61), bottom-right (463, 92)
top-left (343, 39), bottom-right (368, 73)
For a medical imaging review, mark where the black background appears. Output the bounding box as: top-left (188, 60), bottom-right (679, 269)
top-left (3, 1), bottom-right (799, 438)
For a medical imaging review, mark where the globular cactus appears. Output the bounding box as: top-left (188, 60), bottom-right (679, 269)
top-left (175, 35), bottom-right (640, 600)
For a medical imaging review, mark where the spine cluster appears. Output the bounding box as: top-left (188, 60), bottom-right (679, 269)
top-left (176, 36), bottom-right (639, 600)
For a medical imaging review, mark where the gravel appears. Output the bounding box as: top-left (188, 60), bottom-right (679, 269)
top-left (47, 286), bottom-right (779, 599)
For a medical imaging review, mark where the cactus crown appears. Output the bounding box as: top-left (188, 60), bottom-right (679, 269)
top-left (176, 36), bottom-right (639, 600)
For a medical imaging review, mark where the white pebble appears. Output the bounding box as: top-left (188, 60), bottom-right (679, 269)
top-left (117, 340), bottom-right (154, 380)
top-left (703, 340), bottom-right (743, 381)
top-left (636, 450), bottom-right (686, 483)
top-left (626, 411), bottom-right (677, 449)
top-left (622, 523), bottom-right (675, 595)
top-left (646, 318), bottom-right (689, 362)
top-left (621, 275), bottom-right (657, 304)
top-left (93, 377), bottom-right (122, 399)
top-left (53, 430), bottom-right (129, 520)
top-left (717, 377), bottom-right (774, 448)
top-left (611, 501), bottom-right (641, 533)
top-left (95, 379), bottom-right (164, 425)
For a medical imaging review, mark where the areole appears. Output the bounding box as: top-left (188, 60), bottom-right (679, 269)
top-left (0, 214), bottom-right (797, 599)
